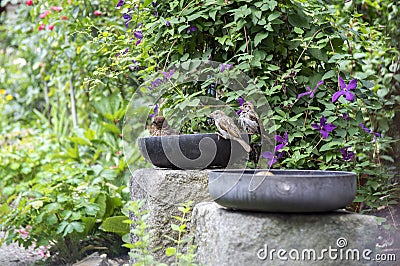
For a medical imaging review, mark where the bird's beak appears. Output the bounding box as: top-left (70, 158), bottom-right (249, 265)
top-left (152, 120), bottom-right (156, 125)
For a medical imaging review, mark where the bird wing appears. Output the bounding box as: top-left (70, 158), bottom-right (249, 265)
top-left (218, 116), bottom-right (242, 139)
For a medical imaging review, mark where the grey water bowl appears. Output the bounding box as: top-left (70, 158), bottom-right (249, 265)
top-left (209, 169), bottom-right (357, 212)
top-left (137, 133), bottom-right (248, 170)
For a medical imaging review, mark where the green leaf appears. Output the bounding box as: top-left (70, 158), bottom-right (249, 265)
top-left (322, 70), bottom-right (336, 80)
top-left (293, 27), bottom-right (304, 34)
top-left (254, 32), bottom-right (269, 47)
top-left (165, 247), bottom-right (176, 257)
top-left (288, 13), bottom-right (309, 28)
top-left (171, 224), bottom-right (180, 231)
top-left (100, 216), bottom-right (130, 235)
top-left (72, 6), bottom-right (80, 19)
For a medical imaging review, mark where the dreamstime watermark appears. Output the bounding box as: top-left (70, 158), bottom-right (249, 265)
top-left (257, 237), bottom-right (397, 262)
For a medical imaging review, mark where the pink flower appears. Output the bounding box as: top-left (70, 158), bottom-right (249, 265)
top-left (15, 227), bottom-right (30, 239)
top-left (26, 0), bottom-right (33, 6)
top-left (93, 10), bottom-right (102, 16)
top-left (37, 246), bottom-right (50, 259)
top-left (39, 10), bottom-right (50, 19)
top-left (38, 24), bottom-right (45, 30)
top-left (48, 25), bottom-right (55, 30)
top-left (116, 151), bottom-right (122, 156)
top-left (50, 6), bottom-right (63, 12)
top-left (61, 16), bottom-right (68, 20)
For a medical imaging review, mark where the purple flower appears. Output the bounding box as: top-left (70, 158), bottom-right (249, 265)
top-left (340, 147), bottom-right (355, 161)
top-left (134, 31), bottom-right (143, 45)
top-left (359, 123), bottom-right (371, 134)
top-left (162, 69), bottom-right (174, 80)
top-left (187, 25), bottom-right (198, 34)
top-left (116, 48), bottom-right (129, 57)
top-left (149, 78), bottom-right (163, 89)
top-left (359, 123), bottom-right (381, 138)
top-left (153, 10), bottom-right (158, 17)
top-left (166, 20), bottom-right (171, 27)
top-left (152, 1), bottom-right (157, 7)
top-left (262, 151), bottom-right (283, 167)
top-left (220, 63), bottom-right (232, 73)
top-left (332, 76), bottom-right (357, 103)
top-left (275, 132), bottom-right (288, 152)
top-left (311, 115), bottom-right (336, 139)
top-left (123, 13), bottom-right (132, 28)
top-left (123, 14), bottom-right (132, 20)
top-left (236, 97), bottom-right (245, 115)
top-left (148, 104), bottom-right (159, 118)
top-left (116, 0), bottom-right (125, 7)
top-left (297, 80), bottom-right (323, 99)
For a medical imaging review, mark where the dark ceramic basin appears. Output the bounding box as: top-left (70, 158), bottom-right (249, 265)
top-left (209, 169), bottom-right (357, 212)
top-left (137, 133), bottom-right (248, 169)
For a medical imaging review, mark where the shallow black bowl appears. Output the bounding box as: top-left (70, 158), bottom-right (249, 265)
top-left (137, 133), bottom-right (248, 170)
top-left (209, 169), bottom-right (357, 212)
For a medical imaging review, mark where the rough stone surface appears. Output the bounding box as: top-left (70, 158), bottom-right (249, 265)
top-left (192, 202), bottom-right (379, 266)
top-left (129, 169), bottom-right (212, 263)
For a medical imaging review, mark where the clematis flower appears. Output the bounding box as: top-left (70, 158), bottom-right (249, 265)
top-left (262, 151), bottom-right (283, 167)
top-left (48, 25), bottom-right (54, 30)
top-left (149, 104), bottom-right (159, 118)
top-left (134, 31), bottom-right (143, 45)
top-left (275, 132), bottom-right (288, 152)
top-left (116, 0), bottom-right (125, 7)
top-left (61, 16), bottom-right (68, 20)
top-left (332, 76), bottom-right (357, 103)
top-left (236, 97), bottom-right (245, 115)
top-left (162, 69), bottom-right (174, 80)
top-left (186, 25), bottom-right (198, 34)
top-left (150, 78), bottom-right (163, 89)
top-left (39, 10), bottom-right (50, 19)
top-left (311, 115), bottom-right (336, 139)
top-left (123, 14), bottom-right (132, 20)
top-left (152, 1), bottom-right (158, 7)
top-left (297, 80), bottom-right (323, 99)
top-left (359, 123), bottom-right (381, 139)
top-left (93, 10), bottom-right (102, 16)
top-left (220, 63), bottom-right (232, 73)
top-left (340, 147), bottom-right (355, 161)
top-left (166, 20), bottom-right (171, 26)
top-left (38, 24), bottom-right (45, 30)
top-left (50, 6), bottom-right (63, 12)
top-left (26, 0), bottom-right (33, 6)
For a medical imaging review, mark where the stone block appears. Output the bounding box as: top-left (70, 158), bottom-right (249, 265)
top-left (129, 169), bottom-right (212, 262)
top-left (192, 202), bottom-right (378, 266)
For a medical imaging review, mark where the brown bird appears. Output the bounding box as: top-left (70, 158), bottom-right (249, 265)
top-left (238, 102), bottom-right (260, 134)
top-left (150, 116), bottom-right (180, 136)
top-left (208, 110), bottom-right (251, 152)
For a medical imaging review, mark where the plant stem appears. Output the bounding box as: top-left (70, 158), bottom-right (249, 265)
top-left (69, 75), bottom-right (78, 128)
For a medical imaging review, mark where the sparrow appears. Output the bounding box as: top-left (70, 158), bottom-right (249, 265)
top-left (150, 116), bottom-right (180, 136)
top-left (208, 110), bottom-right (251, 153)
top-left (238, 102), bottom-right (260, 135)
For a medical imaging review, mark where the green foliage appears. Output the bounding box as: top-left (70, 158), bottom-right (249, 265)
top-left (123, 200), bottom-right (196, 266)
top-left (165, 201), bottom-right (197, 266)
top-left (0, 0), bottom-right (131, 263)
top-left (87, 0), bottom-right (399, 211)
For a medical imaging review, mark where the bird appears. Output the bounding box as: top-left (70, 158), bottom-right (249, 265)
top-left (238, 101), bottom-right (260, 135)
top-left (150, 116), bottom-right (180, 136)
top-left (208, 110), bottom-right (251, 152)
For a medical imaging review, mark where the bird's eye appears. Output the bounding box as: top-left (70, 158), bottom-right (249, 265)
top-left (207, 117), bottom-right (215, 125)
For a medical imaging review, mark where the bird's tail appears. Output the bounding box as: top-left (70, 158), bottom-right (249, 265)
top-left (235, 138), bottom-right (251, 153)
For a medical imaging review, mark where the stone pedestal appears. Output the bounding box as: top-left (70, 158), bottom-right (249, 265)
top-left (192, 202), bottom-right (378, 266)
top-left (129, 169), bottom-right (212, 262)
